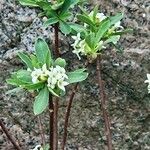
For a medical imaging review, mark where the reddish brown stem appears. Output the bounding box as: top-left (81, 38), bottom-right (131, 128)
top-left (38, 116), bottom-right (46, 146)
top-left (61, 83), bottom-right (79, 150)
top-left (53, 22), bottom-right (60, 150)
top-left (53, 97), bottom-right (59, 150)
top-left (0, 119), bottom-right (22, 150)
top-left (49, 95), bottom-right (54, 150)
top-left (54, 23), bottom-right (60, 57)
top-left (61, 62), bottom-right (89, 150)
top-left (96, 55), bottom-right (112, 150)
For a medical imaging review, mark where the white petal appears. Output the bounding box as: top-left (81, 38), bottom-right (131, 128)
top-left (73, 49), bottom-right (81, 60)
top-left (58, 80), bottom-right (69, 91)
top-left (27, 68), bottom-right (32, 72)
top-left (42, 64), bottom-right (47, 71)
top-left (147, 74), bottom-right (150, 80)
top-left (32, 77), bottom-right (38, 83)
top-left (96, 13), bottom-right (106, 21)
top-left (114, 21), bottom-right (123, 29)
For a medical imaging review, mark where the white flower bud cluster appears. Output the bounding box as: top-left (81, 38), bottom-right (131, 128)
top-left (31, 64), bottom-right (69, 91)
top-left (145, 74), bottom-right (150, 93)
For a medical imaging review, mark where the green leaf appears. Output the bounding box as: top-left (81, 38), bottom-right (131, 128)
top-left (16, 70), bottom-right (32, 83)
top-left (77, 14), bottom-right (95, 31)
top-left (23, 82), bottom-right (44, 90)
top-left (7, 77), bottom-right (27, 86)
top-left (51, 1), bottom-right (64, 10)
top-left (104, 35), bottom-right (120, 45)
top-left (46, 8), bottom-right (58, 18)
top-left (95, 19), bottom-right (111, 44)
top-left (6, 87), bottom-right (23, 95)
top-left (44, 17), bottom-right (59, 27)
top-left (85, 32), bottom-right (96, 49)
top-left (7, 70), bottom-right (33, 87)
top-left (59, 12), bottom-right (72, 21)
top-left (36, 1), bottom-right (49, 9)
top-left (18, 52), bottom-right (33, 70)
top-left (60, 21), bottom-right (71, 34)
top-left (109, 28), bottom-right (133, 36)
top-left (54, 58), bottom-right (66, 68)
top-left (93, 5), bottom-right (99, 23)
top-left (48, 88), bottom-right (59, 97)
top-left (79, 6), bottom-right (89, 16)
top-left (35, 38), bottom-right (52, 66)
top-left (30, 54), bottom-right (40, 68)
top-left (6, 79), bottom-right (22, 86)
top-left (19, 0), bottom-right (38, 7)
top-left (109, 13), bottom-right (124, 26)
top-left (60, 0), bottom-right (79, 15)
top-left (67, 69), bottom-right (88, 84)
top-left (33, 86), bottom-right (49, 115)
top-left (69, 23), bottom-right (85, 33)
top-left (46, 50), bottom-right (51, 68)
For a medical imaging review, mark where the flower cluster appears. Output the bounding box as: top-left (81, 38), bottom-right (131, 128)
top-left (47, 65), bottom-right (68, 91)
top-left (71, 33), bottom-right (105, 60)
top-left (145, 74), bottom-right (150, 93)
top-left (71, 33), bottom-right (85, 59)
top-left (71, 11), bottom-right (124, 60)
top-left (31, 64), bottom-right (69, 91)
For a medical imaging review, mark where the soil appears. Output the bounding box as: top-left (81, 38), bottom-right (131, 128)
top-left (0, 0), bottom-right (150, 150)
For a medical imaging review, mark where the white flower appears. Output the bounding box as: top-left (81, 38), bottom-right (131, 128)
top-left (47, 65), bottom-right (69, 91)
top-left (89, 11), bottom-right (107, 22)
top-left (42, 64), bottom-right (50, 75)
top-left (31, 68), bottom-right (43, 83)
top-left (114, 21), bottom-right (123, 29)
top-left (57, 80), bottom-right (69, 91)
top-left (72, 33), bottom-right (81, 42)
top-left (97, 40), bottom-right (106, 49)
top-left (72, 36), bottom-right (86, 60)
top-left (71, 33), bottom-right (81, 48)
top-left (145, 74), bottom-right (150, 93)
top-left (31, 64), bottom-right (50, 83)
top-left (96, 13), bottom-right (107, 22)
top-left (27, 68), bottom-right (32, 72)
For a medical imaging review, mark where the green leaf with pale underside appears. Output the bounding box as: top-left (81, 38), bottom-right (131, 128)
top-left (33, 86), bottom-right (49, 115)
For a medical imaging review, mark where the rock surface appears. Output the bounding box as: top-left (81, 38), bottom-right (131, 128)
top-left (0, 0), bottom-right (150, 150)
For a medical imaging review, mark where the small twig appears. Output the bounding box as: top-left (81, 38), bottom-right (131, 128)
top-left (38, 116), bottom-right (46, 146)
top-left (61, 83), bottom-right (79, 150)
top-left (49, 95), bottom-right (54, 150)
top-left (61, 62), bottom-right (89, 150)
top-left (96, 55), bottom-right (112, 150)
top-left (0, 119), bottom-right (22, 150)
